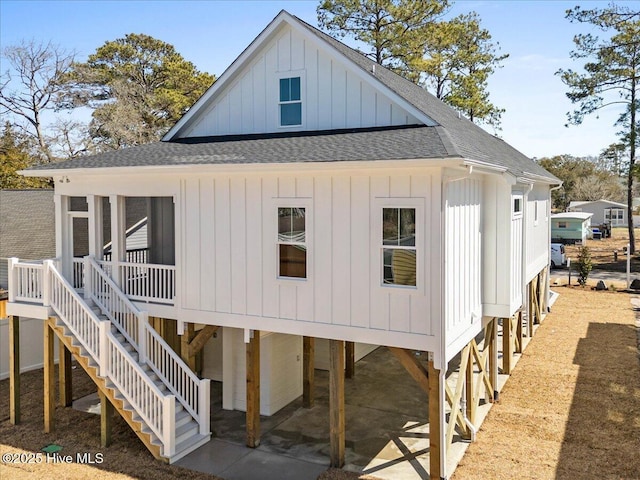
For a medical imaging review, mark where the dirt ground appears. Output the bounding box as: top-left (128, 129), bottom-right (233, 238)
top-left (563, 227), bottom-right (640, 272)
top-left (452, 287), bottom-right (640, 480)
top-left (2, 287), bottom-right (639, 480)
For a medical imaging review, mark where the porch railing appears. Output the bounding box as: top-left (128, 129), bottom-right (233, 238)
top-left (44, 259), bottom-right (177, 457)
top-left (119, 262), bottom-right (175, 305)
top-left (8, 258), bottom-right (44, 303)
top-left (85, 256), bottom-right (208, 435)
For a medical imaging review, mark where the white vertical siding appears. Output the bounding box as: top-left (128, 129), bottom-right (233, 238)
top-left (183, 25), bottom-right (420, 137)
top-left (525, 184), bottom-right (551, 281)
top-left (444, 178), bottom-right (482, 349)
top-left (511, 209), bottom-right (524, 309)
top-left (180, 170), bottom-right (440, 342)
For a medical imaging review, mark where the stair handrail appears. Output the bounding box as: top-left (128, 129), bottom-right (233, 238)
top-left (86, 255), bottom-right (210, 435)
top-left (86, 256), bottom-right (146, 362)
top-left (46, 259), bottom-right (175, 457)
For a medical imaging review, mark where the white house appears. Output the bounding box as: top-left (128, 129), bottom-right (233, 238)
top-left (7, 11), bottom-right (558, 479)
top-left (568, 199), bottom-right (628, 227)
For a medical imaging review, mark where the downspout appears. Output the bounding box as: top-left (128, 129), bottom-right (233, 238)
top-left (547, 184), bottom-right (563, 311)
top-left (439, 164), bottom-right (476, 475)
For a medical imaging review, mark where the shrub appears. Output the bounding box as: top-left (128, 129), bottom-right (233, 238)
top-left (577, 246), bottom-right (593, 286)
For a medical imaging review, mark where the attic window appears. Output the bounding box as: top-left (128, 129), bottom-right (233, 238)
top-left (279, 77), bottom-right (302, 126)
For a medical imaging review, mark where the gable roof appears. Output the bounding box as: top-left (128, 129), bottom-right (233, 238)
top-left (25, 10), bottom-right (558, 184)
top-left (569, 199), bottom-right (626, 209)
top-left (551, 212), bottom-right (593, 221)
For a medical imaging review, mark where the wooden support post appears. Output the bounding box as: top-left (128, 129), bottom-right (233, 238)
top-left (345, 342), bottom-right (355, 379)
top-left (502, 317), bottom-right (513, 375)
top-left (488, 318), bottom-right (499, 402)
top-left (465, 346), bottom-right (475, 425)
top-left (181, 322), bottom-right (196, 372)
top-left (9, 315), bottom-right (20, 424)
top-left (387, 347), bottom-right (430, 395)
top-left (44, 319), bottom-right (55, 433)
top-left (187, 325), bottom-right (219, 358)
top-left (99, 389), bottom-right (113, 447)
top-left (515, 310), bottom-right (524, 354)
top-left (329, 339), bottom-right (345, 468)
top-left (428, 359), bottom-right (442, 480)
top-left (246, 330), bottom-right (260, 448)
top-left (303, 336), bottom-right (315, 408)
top-left (59, 340), bottom-right (73, 407)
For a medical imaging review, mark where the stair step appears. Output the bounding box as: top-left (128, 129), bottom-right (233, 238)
top-left (175, 408), bottom-right (192, 428)
top-left (175, 420), bottom-right (199, 445)
top-left (170, 433), bottom-right (211, 463)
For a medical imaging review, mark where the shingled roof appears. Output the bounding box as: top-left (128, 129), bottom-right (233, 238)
top-left (27, 10), bottom-right (558, 183)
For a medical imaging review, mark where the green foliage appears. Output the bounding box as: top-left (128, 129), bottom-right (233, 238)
top-left (61, 33), bottom-right (215, 149)
top-left (576, 245), bottom-right (593, 286)
top-left (318, 1), bottom-right (507, 128)
top-left (536, 154), bottom-right (624, 210)
top-left (556, 4), bottom-right (639, 253)
top-left (317, 0), bottom-right (450, 66)
top-left (403, 12), bottom-right (508, 128)
top-left (0, 123), bottom-right (51, 189)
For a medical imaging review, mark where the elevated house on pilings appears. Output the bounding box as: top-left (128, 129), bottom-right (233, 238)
top-left (6, 10), bottom-right (559, 478)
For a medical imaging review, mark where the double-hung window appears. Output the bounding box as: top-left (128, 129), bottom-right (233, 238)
top-left (278, 207), bottom-right (306, 278)
top-left (382, 208), bottom-right (416, 287)
top-left (279, 77), bottom-right (302, 126)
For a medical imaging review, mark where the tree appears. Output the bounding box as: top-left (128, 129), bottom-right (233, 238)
top-left (557, 4), bottom-right (639, 253)
top-left (61, 33), bottom-right (215, 149)
top-left (538, 155), bottom-right (598, 209)
top-left (317, 0), bottom-right (450, 66)
top-left (403, 12), bottom-right (508, 127)
top-left (0, 40), bottom-right (75, 163)
top-left (576, 245), bottom-right (593, 287)
top-left (0, 123), bottom-right (51, 189)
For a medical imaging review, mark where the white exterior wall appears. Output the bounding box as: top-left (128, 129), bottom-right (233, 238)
top-left (184, 24), bottom-right (420, 137)
top-left (178, 169), bottom-right (442, 355)
top-left (482, 176), bottom-right (517, 317)
top-left (444, 177), bottom-right (483, 359)
top-left (525, 184), bottom-right (550, 282)
top-left (570, 200), bottom-right (628, 226)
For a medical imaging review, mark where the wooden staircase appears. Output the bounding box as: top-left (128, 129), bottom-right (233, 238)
top-left (49, 297), bottom-right (210, 463)
top-left (8, 257), bottom-right (211, 464)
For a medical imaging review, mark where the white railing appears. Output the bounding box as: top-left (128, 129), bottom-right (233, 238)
top-left (120, 262), bottom-right (175, 305)
top-left (72, 258), bottom-right (85, 289)
top-left (9, 258), bottom-right (44, 303)
top-left (85, 256), bottom-right (209, 436)
top-left (10, 258), bottom-right (177, 458)
top-left (86, 257), bottom-right (144, 359)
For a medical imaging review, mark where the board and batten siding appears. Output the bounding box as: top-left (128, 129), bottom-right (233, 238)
top-left (183, 25), bottom-right (420, 137)
top-left (525, 185), bottom-right (551, 282)
top-left (444, 177), bottom-right (483, 358)
top-left (179, 170), bottom-right (441, 352)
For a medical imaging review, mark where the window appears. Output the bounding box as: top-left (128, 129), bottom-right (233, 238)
top-left (382, 208), bottom-right (416, 287)
top-left (278, 207), bottom-right (306, 278)
top-left (279, 77), bottom-right (302, 126)
top-left (558, 221), bottom-right (567, 229)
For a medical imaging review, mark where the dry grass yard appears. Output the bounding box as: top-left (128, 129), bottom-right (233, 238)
top-left (453, 287), bottom-right (640, 480)
top-left (564, 227), bottom-right (640, 272)
top-left (2, 287), bottom-right (638, 480)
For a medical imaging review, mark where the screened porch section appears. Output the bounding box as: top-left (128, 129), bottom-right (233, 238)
top-left (69, 196), bottom-right (176, 305)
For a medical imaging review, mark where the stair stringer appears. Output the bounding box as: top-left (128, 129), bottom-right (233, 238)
top-left (48, 316), bottom-right (166, 461)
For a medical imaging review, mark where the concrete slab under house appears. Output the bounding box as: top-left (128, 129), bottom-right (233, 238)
top-left (6, 10), bottom-right (560, 480)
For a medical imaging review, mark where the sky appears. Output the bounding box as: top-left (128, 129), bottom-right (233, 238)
top-left (1, 0), bottom-right (639, 159)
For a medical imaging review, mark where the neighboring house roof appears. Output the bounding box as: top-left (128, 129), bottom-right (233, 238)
top-left (0, 189), bottom-right (55, 260)
top-left (569, 199), bottom-right (626, 209)
top-left (551, 212), bottom-right (593, 221)
top-left (24, 10), bottom-right (558, 184)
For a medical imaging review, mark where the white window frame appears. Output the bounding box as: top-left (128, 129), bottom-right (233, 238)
top-left (374, 197), bottom-right (424, 294)
top-left (512, 193), bottom-right (523, 219)
top-left (277, 71), bottom-right (305, 129)
top-left (274, 198), bottom-right (312, 282)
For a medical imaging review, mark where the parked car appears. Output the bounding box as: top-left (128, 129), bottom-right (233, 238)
top-left (550, 243), bottom-right (566, 268)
